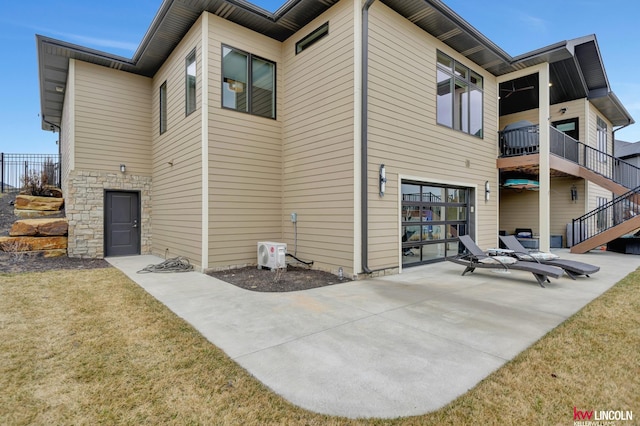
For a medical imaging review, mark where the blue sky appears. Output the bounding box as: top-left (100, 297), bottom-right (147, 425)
top-left (1, 0), bottom-right (638, 155)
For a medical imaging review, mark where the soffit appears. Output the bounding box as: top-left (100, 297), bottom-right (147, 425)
top-left (380, 1), bottom-right (633, 126)
top-left (37, 0), bottom-right (633, 130)
top-left (37, 0), bottom-right (338, 129)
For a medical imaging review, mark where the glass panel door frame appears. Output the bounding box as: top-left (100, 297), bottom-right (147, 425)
top-left (401, 180), bottom-right (471, 267)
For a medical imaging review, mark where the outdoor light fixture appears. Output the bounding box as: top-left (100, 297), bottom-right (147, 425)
top-left (560, 107), bottom-right (567, 114)
top-left (485, 180), bottom-right (491, 201)
top-left (571, 185), bottom-right (578, 202)
top-left (379, 164), bottom-right (387, 197)
top-left (120, 164), bottom-right (126, 173)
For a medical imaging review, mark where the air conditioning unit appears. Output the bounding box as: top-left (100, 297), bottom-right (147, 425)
top-left (257, 242), bottom-right (287, 270)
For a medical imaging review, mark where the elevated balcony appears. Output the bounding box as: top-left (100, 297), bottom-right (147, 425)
top-left (497, 123), bottom-right (640, 252)
top-left (497, 123), bottom-right (640, 196)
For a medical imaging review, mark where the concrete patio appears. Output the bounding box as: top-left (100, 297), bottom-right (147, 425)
top-left (107, 249), bottom-right (638, 419)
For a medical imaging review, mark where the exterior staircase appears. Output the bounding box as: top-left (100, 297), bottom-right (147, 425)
top-left (570, 186), bottom-right (640, 253)
top-left (550, 130), bottom-right (640, 253)
top-left (498, 124), bottom-right (640, 253)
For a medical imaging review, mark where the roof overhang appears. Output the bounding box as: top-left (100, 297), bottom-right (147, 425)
top-left (37, 0), bottom-right (340, 130)
top-left (37, 0), bottom-right (633, 130)
top-left (379, 1), bottom-right (633, 127)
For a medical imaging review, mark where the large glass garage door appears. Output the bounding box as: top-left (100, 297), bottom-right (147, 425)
top-left (402, 181), bottom-right (469, 266)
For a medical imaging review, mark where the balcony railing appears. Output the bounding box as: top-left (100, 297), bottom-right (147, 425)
top-left (498, 125), bottom-right (640, 189)
top-left (1, 153), bottom-right (61, 193)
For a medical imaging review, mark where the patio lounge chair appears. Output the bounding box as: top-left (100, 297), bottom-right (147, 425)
top-left (499, 235), bottom-right (600, 280)
top-left (447, 235), bottom-right (564, 287)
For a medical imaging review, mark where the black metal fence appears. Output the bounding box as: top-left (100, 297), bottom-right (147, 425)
top-left (1, 153), bottom-right (61, 193)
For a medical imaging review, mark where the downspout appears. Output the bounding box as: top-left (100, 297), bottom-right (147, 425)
top-left (612, 122), bottom-right (633, 158)
top-left (360, 0), bottom-right (379, 274)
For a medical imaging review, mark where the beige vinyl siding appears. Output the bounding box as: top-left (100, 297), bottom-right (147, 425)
top-left (151, 17), bottom-right (204, 265)
top-left (281, 1), bottom-right (355, 275)
top-left (500, 177), bottom-right (584, 246)
top-left (60, 59), bottom-right (75, 196)
top-left (366, 2), bottom-right (499, 267)
top-left (73, 61), bottom-right (152, 176)
top-left (207, 14), bottom-right (283, 268)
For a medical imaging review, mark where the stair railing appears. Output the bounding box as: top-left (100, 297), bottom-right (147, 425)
top-left (571, 185), bottom-right (640, 245)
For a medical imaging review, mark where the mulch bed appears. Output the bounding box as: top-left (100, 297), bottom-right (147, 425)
top-left (208, 265), bottom-right (352, 292)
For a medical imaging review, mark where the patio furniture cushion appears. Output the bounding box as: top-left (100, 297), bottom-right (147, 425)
top-left (499, 235), bottom-right (600, 280)
top-left (529, 252), bottom-right (560, 261)
top-left (448, 235), bottom-right (563, 287)
top-left (479, 255), bottom-right (517, 265)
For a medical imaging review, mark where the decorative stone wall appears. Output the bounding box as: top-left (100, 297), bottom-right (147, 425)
top-left (66, 170), bottom-right (152, 258)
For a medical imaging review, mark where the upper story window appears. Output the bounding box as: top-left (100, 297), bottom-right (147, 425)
top-left (597, 116), bottom-right (608, 162)
top-left (296, 22), bottom-right (329, 55)
top-left (185, 50), bottom-right (197, 115)
top-left (222, 46), bottom-right (276, 119)
top-left (159, 81), bottom-right (167, 134)
top-left (436, 51), bottom-right (483, 138)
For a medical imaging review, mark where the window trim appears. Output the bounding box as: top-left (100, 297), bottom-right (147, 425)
top-left (221, 45), bottom-right (276, 119)
top-left (552, 117), bottom-right (579, 140)
top-left (159, 81), bottom-right (167, 134)
top-left (295, 22), bottom-right (329, 55)
top-left (185, 49), bottom-right (197, 116)
top-left (436, 51), bottom-right (484, 138)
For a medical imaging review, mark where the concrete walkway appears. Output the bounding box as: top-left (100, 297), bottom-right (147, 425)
top-left (107, 249), bottom-right (639, 419)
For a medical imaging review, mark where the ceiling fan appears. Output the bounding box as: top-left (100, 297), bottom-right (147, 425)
top-left (500, 82), bottom-right (535, 98)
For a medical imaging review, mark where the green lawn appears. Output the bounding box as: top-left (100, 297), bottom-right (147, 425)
top-left (1, 267), bottom-right (638, 425)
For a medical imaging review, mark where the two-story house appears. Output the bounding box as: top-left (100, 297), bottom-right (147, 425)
top-left (37, 0), bottom-right (634, 277)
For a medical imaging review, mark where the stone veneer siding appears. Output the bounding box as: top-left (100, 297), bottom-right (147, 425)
top-left (66, 170), bottom-right (152, 258)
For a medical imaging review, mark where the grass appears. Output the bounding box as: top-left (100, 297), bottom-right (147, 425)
top-left (1, 267), bottom-right (638, 425)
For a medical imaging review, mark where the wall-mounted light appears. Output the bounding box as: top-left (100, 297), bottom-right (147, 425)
top-left (379, 164), bottom-right (387, 197)
top-left (570, 184), bottom-right (578, 202)
top-left (485, 180), bottom-right (491, 201)
top-left (120, 164), bottom-right (126, 173)
top-left (560, 107), bottom-right (567, 114)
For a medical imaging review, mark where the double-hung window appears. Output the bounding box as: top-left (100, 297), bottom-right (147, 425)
top-left (436, 51), bottom-right (483, 138)
top-left (222, 45), bottom-right (276, 119)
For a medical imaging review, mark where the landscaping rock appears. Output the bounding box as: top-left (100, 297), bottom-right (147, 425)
top-left (14, 195), bottom-right (64, 211)
top-left (37, 248), bottom-right (67, 258)
top-left (0, 236), bottom-right (68, 251)
top-left (10, 218), bottom-right (68, 237)
top-left (14, 209), bottom-right (65, 219)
